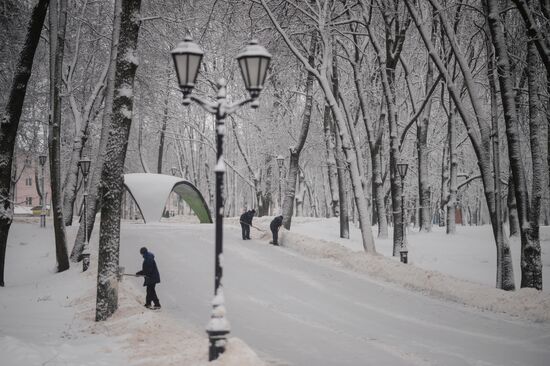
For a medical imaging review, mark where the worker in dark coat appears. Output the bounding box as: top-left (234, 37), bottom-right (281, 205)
top-left (136, 247), bottom-right (161, 309)
top-left (270, 215), bottom-right (284, 245)
top-left (240, 209), bottom-right (256, 240)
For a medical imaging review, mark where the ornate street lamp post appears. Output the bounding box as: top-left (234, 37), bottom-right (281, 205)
top-left (38, 154), bottom-right (47, 228)
top-left (276, 155), bottom-right (284, 211)
top-left (171, 37), bottom-right (271, 361)
top-left (78, 157), bottom-right (91, 271)
top-left (397, 163), bottom-right (409, 264)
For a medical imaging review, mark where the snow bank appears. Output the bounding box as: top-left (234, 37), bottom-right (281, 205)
top-left (229, 216), bottom-right (550, 323)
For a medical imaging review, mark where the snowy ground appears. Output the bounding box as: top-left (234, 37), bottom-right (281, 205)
top-left (1, 216), bottom-right (549, 365)
top-left (1, 218), bottom-right (265, 366)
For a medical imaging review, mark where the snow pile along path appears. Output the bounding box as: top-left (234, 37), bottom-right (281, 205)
top-left (76, 266), bottom-right (265, 366)
top-left (231, 215), bottom-right (550, 322)
top-left (277, 229), bottom-right (550, 322)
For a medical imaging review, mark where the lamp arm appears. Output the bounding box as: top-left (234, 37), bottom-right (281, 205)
top-left (223, 97), bottom-right (256, 116)
top-left (189, 95), bottom-right (218, 114)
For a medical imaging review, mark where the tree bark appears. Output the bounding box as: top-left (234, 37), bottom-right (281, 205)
top-left (507, 174), bottom-right (520, 237)
top-left (526, 37), bottom-right (547, 289)
top-left (446, 109), bottom-right (457, 234)
top-left (282, 33), bottom-right (316, 230)
top-left (49, 0), bottom-right (70, 273)
top-left (418, 8), bottom-right (436, 233)
top-left (487, 0), bottom-right (541, 290)
top-left (322, 105), bottom-right (339, 217)
top-left (96, 0), bottom-right (142, 321)
top-left (487, 36), bottom-right (511, 287)
top-left (0, 0), bottom-right (49, 287)
top-left (157, 77), bottom-right (170, 174)
top-left (330, 44), bottom-right (349, 239)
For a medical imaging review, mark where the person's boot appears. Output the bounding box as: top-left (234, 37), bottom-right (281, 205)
top-left (153, 303), bottom-right (161, 309)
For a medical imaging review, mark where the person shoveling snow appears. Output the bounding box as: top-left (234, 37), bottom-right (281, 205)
top-left (135, 246), bottom-right (161, 309)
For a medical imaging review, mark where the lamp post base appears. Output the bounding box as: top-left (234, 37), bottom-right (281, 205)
top-left (40, 214), bottom-right (46, 228)
top-left (207, 329), bottom-right (229, 361)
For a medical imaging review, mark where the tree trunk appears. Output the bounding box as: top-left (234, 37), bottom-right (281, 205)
top-left (322, 105), bottom-right (339, 217)
top-left (331, 41), bottom-right (349, 239)
top-left (157, 77), bottom-right (170, 174)
top-left (487, 37), bottom-right (511, 288)
top-left (487, 0), bottom-right (541, 290)
top-left (507, 174), bottom-right (520, 237)
top-left (71, 0), bottom-right (121, 262)
top-left (525, 38), bottom-right (547, 289)
top-left (49, 0), bottom-right (70, 273)
top-left (418, 7), bottom-right (436, 233)
top-left (96, 0), bottom-right (142, 321)
top-left (446, 109), bottom-right (457, 234)
top-left (0, 0), bottom-right (49, 287)
top-left (282, 33), bottom-right (316, 230)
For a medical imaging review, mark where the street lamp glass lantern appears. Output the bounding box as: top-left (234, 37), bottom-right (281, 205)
top-left (170, 167), bottom-right (178, 176)
top-left (39, 155), bottom-right (47, 166)
top-left (276, 155), bottom-right (284, 169)
top-left (397, 163), bottom-right (408, 179)
top-left (78, 158), bottom-right (91, 177)
top-left (171, 36), bottom-right (204, 97)
top-left (236, 40), bottom-right (272, 99)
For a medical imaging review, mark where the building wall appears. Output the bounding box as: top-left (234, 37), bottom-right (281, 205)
top-left (13, 157), bottom-right (51, 208)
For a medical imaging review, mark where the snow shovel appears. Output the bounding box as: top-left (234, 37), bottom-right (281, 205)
top-left (239, 220), bottom-right (266, 232)
top-left (117, 266), bottom-right (144, 281)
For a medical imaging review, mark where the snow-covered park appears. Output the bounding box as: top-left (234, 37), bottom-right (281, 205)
top-left (2, 216), bottom-right (549, 365)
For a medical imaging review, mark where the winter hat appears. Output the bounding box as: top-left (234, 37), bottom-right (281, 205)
top-left (140, 247), bottom-right (147, 255)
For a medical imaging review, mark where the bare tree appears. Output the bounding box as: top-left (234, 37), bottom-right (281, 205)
top-left (48, 0), bottom-right (70, 272)
top-left (486, 0), bottom-right (543, 290)
top-left (282, 33), bottom-right (317, 229)
top-left (71, 0), bottom-right (121, 263)
top-left (261, 0), bottom-right (376, 253)
top-left (96, 0), bottom-right (142, 321)
top-left (0, 0), bottom-right (49, 286)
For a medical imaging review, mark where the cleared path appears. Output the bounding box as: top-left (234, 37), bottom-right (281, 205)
top-left (119, 222), bottom-right (550, 366)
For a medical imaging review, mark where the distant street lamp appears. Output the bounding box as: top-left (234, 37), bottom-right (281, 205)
top-left (276, 155), bottom-right (284, 211)
top-left (171, 37), bottom-right (271, 361)
top-left (78, 157), bottom-right (91, 271)
top-left (397, 162), bottom-right (409, 264)
top-left (38, 154), bottom-right (47, 228)
top-left (170, 166), bottom-right (178, 176)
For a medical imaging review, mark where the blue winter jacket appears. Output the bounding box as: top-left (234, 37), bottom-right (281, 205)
top-left (136, 251), bottom-right (161, 286)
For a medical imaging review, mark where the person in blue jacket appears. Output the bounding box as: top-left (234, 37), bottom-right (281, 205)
top-left (136, 247), bottom-right (161, 309)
